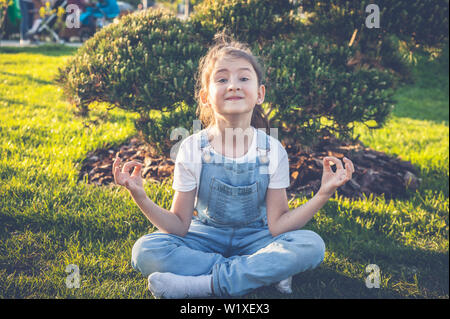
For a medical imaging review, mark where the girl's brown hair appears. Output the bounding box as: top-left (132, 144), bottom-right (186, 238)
top-left (195, 32), bottom-right (269, 130)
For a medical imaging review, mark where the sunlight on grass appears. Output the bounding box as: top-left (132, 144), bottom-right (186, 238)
top-left (355, 118), bottom-right (449, 172)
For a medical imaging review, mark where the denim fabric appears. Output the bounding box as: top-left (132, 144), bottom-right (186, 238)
top-left (193, 128), bottom-right (270, 228)
top-left (19, 0), bottom-right (34, 40)
top-left (131, 129), bottom-right (325, 296)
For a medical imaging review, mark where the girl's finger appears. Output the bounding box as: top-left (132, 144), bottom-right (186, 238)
top-left (323, 157), bottom-right (332, 173)
top-left (345, 164), bottom-right (352, 181)
top-left (112, 157), bottom-right (120, 172)
top-left (131, 163), bottom-right (143, 177)
top-left (113, 166), bottom-right (121, 185)
top-left (340, 170), bottom-right (348, 184)
top-left (343, 157), bottom-right (355, 173)
top-left (122, 161), bottom-right (140, 175)
top-left (324, 156), bottom-right (343, 171)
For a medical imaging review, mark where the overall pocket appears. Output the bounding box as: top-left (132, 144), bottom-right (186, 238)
top-left (206, 177), bottom-right (260, 226)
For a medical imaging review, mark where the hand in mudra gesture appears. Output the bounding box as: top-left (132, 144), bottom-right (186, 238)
top-left (112, 157), bottom-right (145, 195)
top-left (318, 156), bottom-right (355, 197)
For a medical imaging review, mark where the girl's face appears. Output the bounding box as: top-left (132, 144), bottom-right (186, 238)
top-left (204, 57), bottom-right (265, 122)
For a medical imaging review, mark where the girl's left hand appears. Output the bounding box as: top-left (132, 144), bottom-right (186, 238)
top-left (112, 157), bottom-right (145, 196)
top-left (318, 156), bottom-right (355, 198)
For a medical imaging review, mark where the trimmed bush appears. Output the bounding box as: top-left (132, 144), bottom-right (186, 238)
top-left (298, 0), bottom-right (448, 81)
top-left (56, 9), bottom-right (206, 155)
top-left (302, 0), bottom-right (449, 48)
top-left (57, 2), bottom-right (397, 156)
top-left (191, 0), bottom-right (301, 43)
top-left (256, 33), bottom-right (394, 147)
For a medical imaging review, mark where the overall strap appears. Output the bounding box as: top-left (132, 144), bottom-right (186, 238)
top-left (199, 129), bottom-right (213, 163)
top-left (199, 129), bottom-right (210, 149)
top-left (256, 128), bottom-right (270, 164)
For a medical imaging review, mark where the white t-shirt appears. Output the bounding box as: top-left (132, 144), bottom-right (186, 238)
top-left (172, 127), bottom-right (290, 200)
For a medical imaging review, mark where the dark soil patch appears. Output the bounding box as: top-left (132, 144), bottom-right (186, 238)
top-left (78, 134), bottom-right (420, 200)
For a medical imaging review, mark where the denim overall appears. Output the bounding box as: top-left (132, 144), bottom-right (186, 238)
top-left (132, 129), bottom-right (325, 297)
top-left (194, 127), bottom-right (271, 228)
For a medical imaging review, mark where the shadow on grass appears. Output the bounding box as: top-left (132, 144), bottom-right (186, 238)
top-left (305, 202), bottom-right (448, 298)
top-left (2, 193), bottom-right (447, 298)
top-left (0, 97), bottom-right (49, 110)
top-left (418, 167), bottom-right (449, 198)
top-left (0, 71), bottom-right (53, 85)
top-left (250, 268), bottom-right (405, 299)
top-left (1, 166), bottom-right (447, 298)
top-left (391, 45), bottom-right (449, 125)
top-left (0, 44), bottom-right (78, 57)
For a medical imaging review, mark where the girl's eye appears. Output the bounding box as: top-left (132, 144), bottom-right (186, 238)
top-left (216, 77), bottom-right (249, 83)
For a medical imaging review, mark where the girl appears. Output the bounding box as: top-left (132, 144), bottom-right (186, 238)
top-left (113, 34), bottom-right (355, 298)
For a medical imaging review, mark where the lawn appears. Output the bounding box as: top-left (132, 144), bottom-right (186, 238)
top-left (0, 44), bottom-right (448, 299)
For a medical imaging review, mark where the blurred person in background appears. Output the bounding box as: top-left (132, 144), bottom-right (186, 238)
top-left (26, 0), bottom-right (43, 36)
top-left (80, 0), bottom-right (119, 28)
top-left (19, 0), bottom-right (34, 44)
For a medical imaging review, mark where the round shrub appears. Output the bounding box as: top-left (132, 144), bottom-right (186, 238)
top-left (302, 0), bottom-right (449, 48)
top-left (56, 8), bottom-right (206, 155)
top-left (57, 3), bottom-right (396, 157)
top-left (256, 33), bottom-right (395, 147)
top-left (191, 0), bottom-right (301, 44)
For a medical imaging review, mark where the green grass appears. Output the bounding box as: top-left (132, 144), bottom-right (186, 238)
top-left (0, 44), bottom-right (448, 299)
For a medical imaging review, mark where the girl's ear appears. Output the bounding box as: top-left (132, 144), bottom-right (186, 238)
top-left (199, 89), bottom-right (209, 106)
top-left (257, 84), bottom-right (266, 105)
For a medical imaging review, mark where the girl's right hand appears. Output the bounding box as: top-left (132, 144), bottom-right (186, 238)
top-left (113, 157), bottom-right (145, 196)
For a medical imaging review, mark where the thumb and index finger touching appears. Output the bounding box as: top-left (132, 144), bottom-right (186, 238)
top-left (122, 160), bottom-right (143, 175)
top-left (113, 156), bottom-right (143, 182)
top-left (323, 156), bottom-right (355, 173)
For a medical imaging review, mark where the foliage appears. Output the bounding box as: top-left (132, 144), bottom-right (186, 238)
top-left (301, 0), bottom-right (449, 77)
top-left (257, 34), bottom-right (394, 146)
top-left (56, 9), bottom-right (206, 155)
top-left (0, 0), bottom-right (13, 39)
top-left (123, 0), bottom-right (146, 8)
top-left (57, 0), bottom-right (402, 154)
top-left (190, 0), bottom-right (301, 43)
top-left (302, 0), bottom-right (449, 46)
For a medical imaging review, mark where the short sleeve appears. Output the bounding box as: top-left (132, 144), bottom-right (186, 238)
top-left (268, 142), bottom-right (290, 189)
top-left (172, 138), bottom-right (197, 192)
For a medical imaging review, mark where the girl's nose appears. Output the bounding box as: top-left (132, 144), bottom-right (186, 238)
top-left (227, 85), bottom-right (241, 91)
top-left (227, 79), bottom-right (241, 91)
